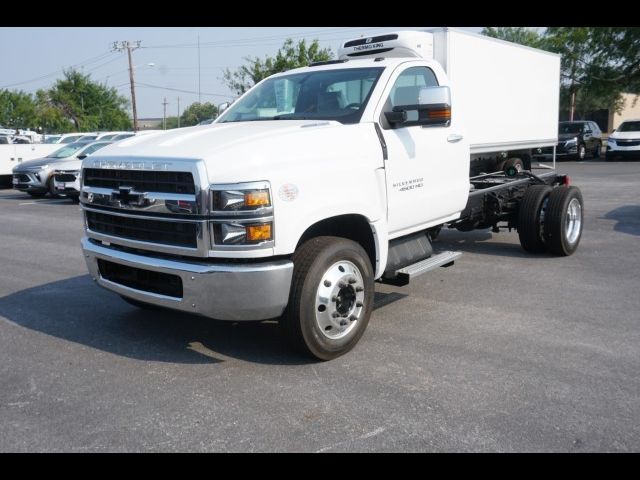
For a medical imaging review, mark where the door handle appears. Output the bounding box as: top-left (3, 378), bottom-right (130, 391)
top-left (447, 134), bottom-right (463, 143)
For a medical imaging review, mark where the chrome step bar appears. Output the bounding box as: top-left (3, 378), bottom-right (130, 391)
top-left (381, 250), bottom-right (462, 286)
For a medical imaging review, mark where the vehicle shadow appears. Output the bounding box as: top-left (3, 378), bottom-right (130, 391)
top-left (0, 275), bottom-right (316, 366)
top-left (604, 205), bottom-right (640, 236)
top-left (0, 275), bottom-right (409, 366)
top-left (435, 228), bottom-right (539, 258)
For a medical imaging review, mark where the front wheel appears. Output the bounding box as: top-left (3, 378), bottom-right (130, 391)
top-left (47, 176), bottom-right (60, 198)
top-left (280, 236), bottom-right (374, 361)
top-left (576, 144), bottom-right (586, 161)
top-left (593, 141), bottom-right (601, 158)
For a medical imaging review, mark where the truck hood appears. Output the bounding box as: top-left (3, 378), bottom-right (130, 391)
top-left (51, 158), bottom-right (83, 171)
top-left (96, 121), bottom-right (342, 159)
top-left (86, 120), bottom-right (381, 183)
top-left (558, 133), bottom-right (579, 141)
top-left (609, 131), bottom-right (640, 140)
top-left (12, 156), bottom-right (56, 171)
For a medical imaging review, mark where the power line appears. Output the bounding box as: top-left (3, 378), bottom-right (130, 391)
top-left (135, 81), bottom-right (234, 98)
top-left (0, 51), bottom-right (114, 89)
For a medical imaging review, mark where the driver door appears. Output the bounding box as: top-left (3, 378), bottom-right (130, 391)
top-left (378, 65), bottom-right (469, 236)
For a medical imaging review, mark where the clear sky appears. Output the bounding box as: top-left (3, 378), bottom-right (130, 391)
top-left (0, 27), bottom-right (482, 120)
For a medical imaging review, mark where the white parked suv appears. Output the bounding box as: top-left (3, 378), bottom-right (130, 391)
top-left (606, 119), bottom-right (640, 161)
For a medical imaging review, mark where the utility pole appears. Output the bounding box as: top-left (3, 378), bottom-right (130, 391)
top-left (112, 40), bottom-right (142, 131)
top-left (198, 34), bottom-right (201, 104)
top-left (162, 97), bottom-right (168, 130)
top-left (177, 96), bottom-right (180, 128)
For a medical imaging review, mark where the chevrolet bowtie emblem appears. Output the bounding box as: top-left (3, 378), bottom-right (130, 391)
top-left (111, 186), bottom-right (148, 207)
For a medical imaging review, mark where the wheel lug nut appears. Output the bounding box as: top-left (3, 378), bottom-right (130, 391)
top-left (324, 280), bottom-right (331, 287)
top-left (356, 302), bottom-right (363, 308)
top-left (338, 281), bottom-right (347, 288)
top-left (349, 315), bottom-right (357, 321)
top-left (355, 286), bottom-right (364, 292)
top-left (348, 277), bottom-right (356, 284)
top-left (340, 320), bottom-right (347, 326)
top-left (332, 312), bottom-right (340, 318)
top-left (331, 296), bottom-right (337, 302)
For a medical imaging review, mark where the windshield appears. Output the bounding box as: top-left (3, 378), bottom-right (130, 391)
top-left (48, 142), bottom-right (88, 158)
top-left (219, 67), bottom-right (384, 124)
top-left (559, 123), bottom-right (584, 134)
top-left (44, 136), bottom-right (61, 143)
top-left (617, 121), bottom-right (640, 132)
top-left (80, 142), bottom-right (111, 156)
top-left (112, 133), bottom-right (134, 140)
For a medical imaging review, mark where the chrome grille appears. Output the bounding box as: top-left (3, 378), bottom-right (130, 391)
top-left (83, 168), bottom-right (195, 194)
top-left (55, 173), bottom-right (77, 182)
top-left (86, 210), bottom-right (198, 248)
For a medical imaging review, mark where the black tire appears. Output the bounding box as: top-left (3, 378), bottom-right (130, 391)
top-left (120, 295), bottom-right (165, 311)
top-left (517, 185), bottom-right (552, 253)
top-left (27, 191), bottom-right (47, 198)
top-left (504, 157), bottom-right (524, 173)
top-left (543, 186), bottom-right (584, 256)
top-left (47, 176), bottom-right (59, 198)
top-left (280, 236), bottom-right (375, 361)
top-left (576, 143), bottom-right (586, 161)
top-left (593, 141), bottom-right (601, 158)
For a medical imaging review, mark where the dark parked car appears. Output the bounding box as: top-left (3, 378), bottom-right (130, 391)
top-left (534, 121), bottom-right (603, 161)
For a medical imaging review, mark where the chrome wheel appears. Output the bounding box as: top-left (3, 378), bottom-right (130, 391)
top-left (314, 260), bottom-right (365, 340)
top-left (578, 144), bottom-right (586, 160)
top-left (565, 197), bottom-right (582, 245)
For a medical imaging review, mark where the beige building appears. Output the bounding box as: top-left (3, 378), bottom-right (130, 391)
top-left (610, 93), bottom-right (640, 130)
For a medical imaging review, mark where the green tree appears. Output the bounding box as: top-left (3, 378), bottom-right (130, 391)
top-left (0, 89), bottom-right (38, 129)
top-left (46, 69), bottom-right (132, 131)
top-left (175, 102), bottom-right (218, 128)
top-left (482, 27), bottom-right (545, 49)
top-left (34, 89), bottom-right (74, 133)
top-left (223, 38), bottom-right (333, 95)
top-left (164, 116), bottom-right (180, 129)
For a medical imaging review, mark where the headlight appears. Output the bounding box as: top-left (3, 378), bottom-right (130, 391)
top-left (210, 181), bottom-right (272, 213)
top-left (212, 187), bottom-right (271, 212)
top-left (607, 137), bottom-right (616, 145)
top-left (23, 164), bottom-right (48, 172)
top-left (214, 221), bottom-right (273, 245)
top-left (565, 137), bottom-right (578, 146)
top-left (210, 181), bottom-right (274, 246)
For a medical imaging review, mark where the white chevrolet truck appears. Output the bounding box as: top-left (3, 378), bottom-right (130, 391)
top-left (79, 29), bottom-right (583, 360)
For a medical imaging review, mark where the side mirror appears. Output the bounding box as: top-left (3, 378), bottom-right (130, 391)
top-left (217, 101), bottom-right (231, 115)
top-left (77, 154), bottom-right (87, 160)
top-left (385, 86), bottom-right (451, 128)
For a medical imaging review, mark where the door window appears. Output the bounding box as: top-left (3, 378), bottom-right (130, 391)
top-left (381, 66), bottom-right (438, 128)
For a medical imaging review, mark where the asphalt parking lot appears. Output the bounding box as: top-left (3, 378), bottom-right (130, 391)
top-left (1, 160), bottom-right (639, 452)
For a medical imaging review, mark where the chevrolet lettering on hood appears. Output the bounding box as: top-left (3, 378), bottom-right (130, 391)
top-left (89, 160), bottom-right (171, 171)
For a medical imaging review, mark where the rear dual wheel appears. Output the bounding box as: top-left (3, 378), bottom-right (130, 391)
top-left (517, 185), bottom-right (583, 256)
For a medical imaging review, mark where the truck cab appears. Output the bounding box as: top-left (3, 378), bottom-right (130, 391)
top-left (79, 29), bottom-right (583, 360)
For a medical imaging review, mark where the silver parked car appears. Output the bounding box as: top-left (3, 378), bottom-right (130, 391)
top-left (12, 141), bottom-right (111, 197)
top-left (52, 141), bottom-right (114, 201)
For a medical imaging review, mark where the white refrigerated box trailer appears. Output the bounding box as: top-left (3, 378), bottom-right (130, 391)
top-left (427, 27), bottom-right (561, 155)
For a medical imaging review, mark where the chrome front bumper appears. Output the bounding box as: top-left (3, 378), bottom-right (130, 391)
top-left (81, 237), bottom-right (294, 321)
